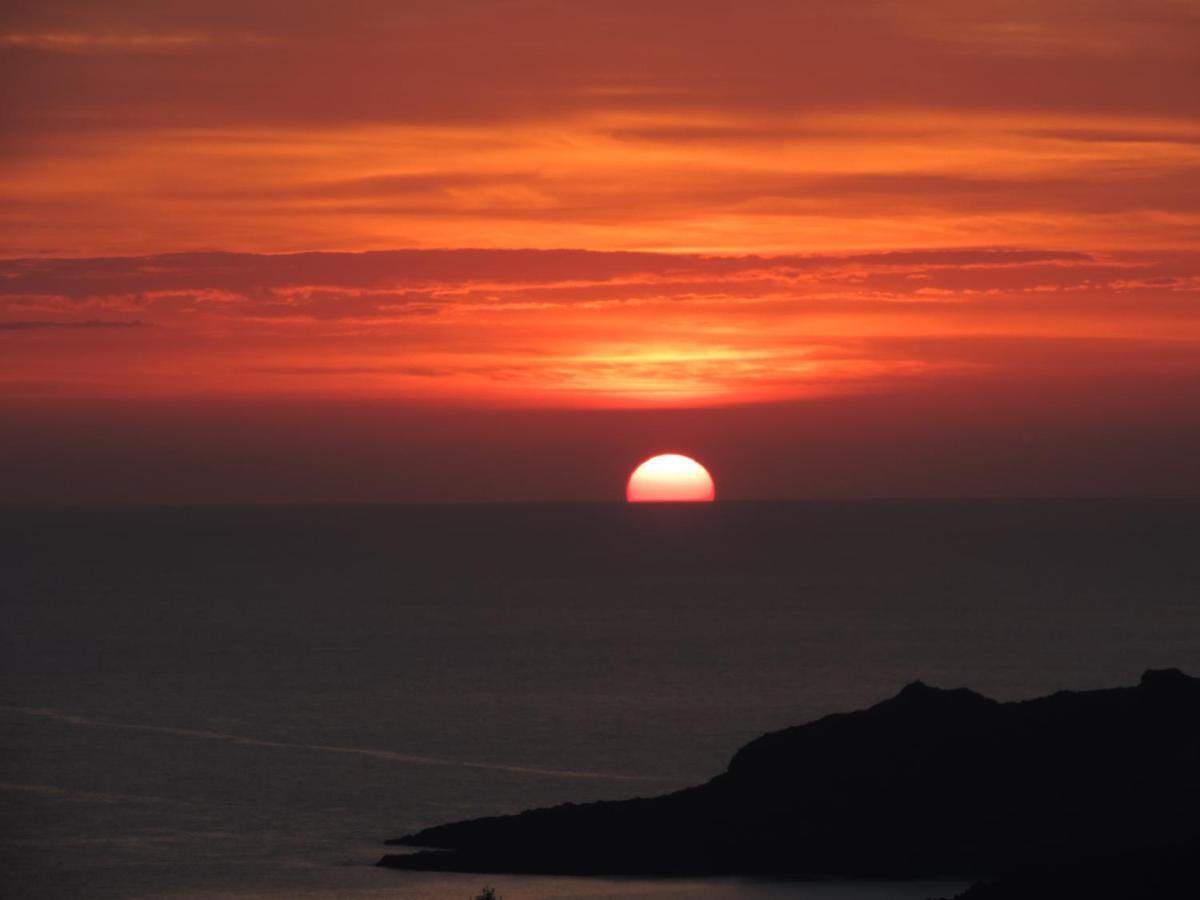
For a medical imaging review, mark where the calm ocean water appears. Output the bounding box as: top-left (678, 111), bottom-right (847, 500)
top-left (3, 500), bottom-right (1198, 899)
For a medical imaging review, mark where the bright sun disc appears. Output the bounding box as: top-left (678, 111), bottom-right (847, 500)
top-left (626, 453), bottom-right (716, 503)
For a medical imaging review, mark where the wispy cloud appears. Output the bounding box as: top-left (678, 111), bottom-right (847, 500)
top-left (898, 1), bottom-right (1200, 59)
top-left (0, 31), bottom-right (272, 53)
top-left (3, 111), bottom-right (1196, 257)
top-left (1, 248), bottom-right (1195, 406)
top-left (0, 319), bottom-right (149, 331)
top-left (1, 1), bottom-right (1197, 257)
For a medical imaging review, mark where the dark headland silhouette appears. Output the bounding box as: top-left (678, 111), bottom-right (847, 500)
top-left (380, 669), bottom-right (1199, 897)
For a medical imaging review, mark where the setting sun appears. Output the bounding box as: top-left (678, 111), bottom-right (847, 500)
top-left (626, 454), bottom-right (716, 503)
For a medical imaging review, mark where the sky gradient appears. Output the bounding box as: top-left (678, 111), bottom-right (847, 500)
top-left (3, 1), bottom-right (1199, 502)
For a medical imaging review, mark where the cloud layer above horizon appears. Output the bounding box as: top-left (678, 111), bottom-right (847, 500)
top-left (2, 1), bottom-right (1199, 498)
top-left (3, 247), bottom-right (1197, 405)
top-left (2, 0), bottom-right (1198, 258)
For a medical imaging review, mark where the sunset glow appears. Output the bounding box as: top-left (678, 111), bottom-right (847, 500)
top-left (2, 1), bottom-right (1199, 503)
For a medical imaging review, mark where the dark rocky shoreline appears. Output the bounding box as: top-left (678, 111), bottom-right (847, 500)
top-left (380, 669), bottom-right (1199, 893)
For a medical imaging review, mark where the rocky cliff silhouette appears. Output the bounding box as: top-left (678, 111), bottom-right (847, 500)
top-left (379, 669), bottom-right (1200, 883)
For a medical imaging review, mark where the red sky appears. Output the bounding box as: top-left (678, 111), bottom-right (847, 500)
top-left (2, 1), bottom-right (1199, 502)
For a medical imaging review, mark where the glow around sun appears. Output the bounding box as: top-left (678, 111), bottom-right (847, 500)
top-left (626, 454), bottom-right (716, 503)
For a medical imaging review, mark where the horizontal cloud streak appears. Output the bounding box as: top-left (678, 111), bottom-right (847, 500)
top-left (0, 319), bottom-right (149, 331)
top-left (0, 248), bottom-right (1095, 297)
top-left (0, 31), bottom-right (272, 52)
top-left (3, 2), bottom-right (1198, 257)
top-left (1, 247), bottom-right (1196, 406)
top-left (4, 110), bottom-right (1197, 256)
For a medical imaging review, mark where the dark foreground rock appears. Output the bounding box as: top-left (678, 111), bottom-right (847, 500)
top-left (379, 669), bottom-right (1200, 882)
top-left (933, 841), bottom-right (1199, 899)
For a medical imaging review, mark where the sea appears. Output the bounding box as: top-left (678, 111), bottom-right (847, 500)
top-left (3, 500), bottom-right (1198, 899)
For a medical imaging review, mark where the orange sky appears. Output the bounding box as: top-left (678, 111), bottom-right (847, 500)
top-left (2, 1), bottom-right (1199, 500)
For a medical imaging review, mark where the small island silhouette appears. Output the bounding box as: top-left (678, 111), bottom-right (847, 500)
top-left (380, 669), bottom-right (1199, 898)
